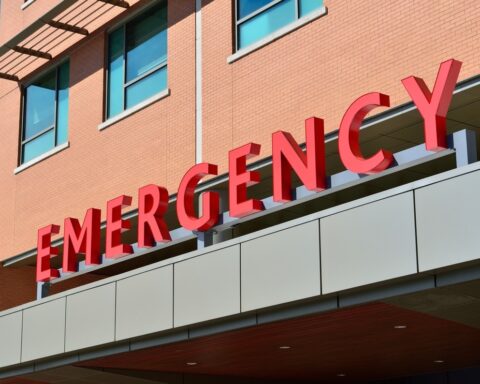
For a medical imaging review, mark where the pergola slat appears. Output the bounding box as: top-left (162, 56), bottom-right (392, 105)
top-left (0, 0), bottom-right (131, 81)
top-left (47, 20), bottom-right (89, 36)
top-left (0, 72), bottom-right (19, 81)
top-left (97, 0), bottom-right (129, 8)
top-left (13, 46), bottom-right (52, 60)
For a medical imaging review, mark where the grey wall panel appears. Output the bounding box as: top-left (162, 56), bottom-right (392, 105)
top-left (0, 312), bottom-right (22, 367)
top-left (416, 170), bottom-right (480, 271)
top-left (174, 246), bottom-right (240, 327)
top-left (116, 266), bottom-right (173, 341)
top-left (65, 283), bottom-right (115, 352)
top-left (22, 298), bottom-right (65, 362)
top-left (241, 221), bottom-right (321, 312)
top-left (321, 192), bottom-right (417, 294)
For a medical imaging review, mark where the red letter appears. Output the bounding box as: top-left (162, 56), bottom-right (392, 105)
top-left (229, 143), bottom-right (264, 218)
top-left (402, 59), bottom-right (462, 151)
top-left (106, 195), bottom-right (133, 259)
top-left (63, 208), bottom-right (102, 273)
top-left (36, 224), bottom-right (60, 282)
top-left (177, 163), bottom-right (219, 231)
top-left (272, 117), bottom-right (326, 202)
top-left (138, 184), bottom-right (171, 247)
top-left (339, 92), bottom-right (393, 174)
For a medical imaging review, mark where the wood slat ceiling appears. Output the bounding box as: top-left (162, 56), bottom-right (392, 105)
top-left (75, 302), bottom-right (480, 383)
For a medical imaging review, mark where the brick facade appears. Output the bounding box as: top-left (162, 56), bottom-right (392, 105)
top-left (0, 0), bottom-right (479, 261)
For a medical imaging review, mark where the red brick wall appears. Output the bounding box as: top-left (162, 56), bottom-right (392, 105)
top-left (0, 0), bottom-right (196, 260)
top-left (0, 266), bottom-right (35, 311)
top-left (0, 0), bottom-right (479, 275)
top-left (202, 0), bottom-right (480, 172)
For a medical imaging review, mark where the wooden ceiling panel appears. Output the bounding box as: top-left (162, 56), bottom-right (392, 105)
top-left (77, 302), bottom-right (480, 383)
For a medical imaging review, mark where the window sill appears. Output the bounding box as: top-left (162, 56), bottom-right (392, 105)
top-left (14, 142), bottom-right (69, 175)
top-left (98, 88), bottom-right (170, 131)
top-left (227, 6), bottom-right (328, 64)
top-left (21, 0), bottom-right (36, 10)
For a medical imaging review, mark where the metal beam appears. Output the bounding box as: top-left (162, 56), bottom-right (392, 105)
top-left (0, 72), bottom-right (19, 81)
top-left (97, 0), bottom-right (129, 8)
top-left (13, 46), bottom-right (52, 60)
top-left (47, 20), bottom-right (89, 36)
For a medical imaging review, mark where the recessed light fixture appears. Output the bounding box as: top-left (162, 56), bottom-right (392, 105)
top-left (337, 373), bottom-right (347, 377)
top-left (434, 360), bottom-right (445, 364)
top-left (186, 362), bottom-right (198, 366)
top-left (394, 325), bottom-right (407, 329)
top-left (279, 345), bottom-right (292, 350)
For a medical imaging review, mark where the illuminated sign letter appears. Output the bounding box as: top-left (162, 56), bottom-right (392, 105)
top-left (138, 184), bottom-right (171, 247)
top-left (339, 92), bottom-right (393, 174)
top-left (272, 117), bottom-right (326, 202)
top-left (63, 208), bottom-right (102, 273)
top-left (229, 143), bottom-right (264, 218)
top-left (36, 224), bottom-right (60, 282)
top-left (177, 163), bottom-right (219, 231)
top-left (106, 195), bottom-right (133, 259)
top-left (402, 59), bottom-right (462, 151)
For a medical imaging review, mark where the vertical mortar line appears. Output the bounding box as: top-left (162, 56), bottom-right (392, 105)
top-left (239, 243), bottom-right (242, 313)
top-left (64, 296), bottom-right (68, 353)
top-left (20, 310), bottom-right (24, 363)
top-left (318, 219), bottom-right (322, 295)
top-left (195, 0), bottom-right (203, 164)
top-left (172, 264), bottom-right (175, 328)
top-left (113, 282), bottom-right (117, 342)
top-left (412, 190), bottom-right (420, 274)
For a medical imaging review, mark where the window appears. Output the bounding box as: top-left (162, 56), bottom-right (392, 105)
top-left (21, 61), bottom-right (69, 165)
top-left (22, 0), bottom-right (36, 10)
top-left (107, 1), bottom-right (167, 119)
top-left (236, 0), bottom-right (324, 50)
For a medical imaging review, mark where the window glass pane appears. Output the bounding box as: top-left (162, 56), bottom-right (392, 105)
top-left (126, 66), bottom-right (167, 109)
top-left (126, 4), bottom-right (167, 82)
top-left (24, 70), bottom-right (56, 140)
top-left (22, 129), bottom-right (55, 164)
top-left (107, 27), bottom-right (125, 117)
top-left (299, 0), bottom-right (323, 17)
top-left (238, 0), bottom-right (295, 49)
top-left (57, 61), bottom-right (69, 145)
top-left (108, 27), bottom-right (125, 119)
top-left (238, 0), bottom-right (275, 20)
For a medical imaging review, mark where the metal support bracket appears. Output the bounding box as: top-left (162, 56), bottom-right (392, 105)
top-left (0, 72), bottom-right (19, 81)
top-left (97, 0), bottom-right (130, 8)
top-left (13, 46), bottom-right (52, 60)
top-left (36, 282), bottom-right (50, 301)
top-left (449, 129), bottom-right (477, 167)
top-left (196, 231), bottom-right (214, 249)
top-left (47, 20), bottom-right (89, 36)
